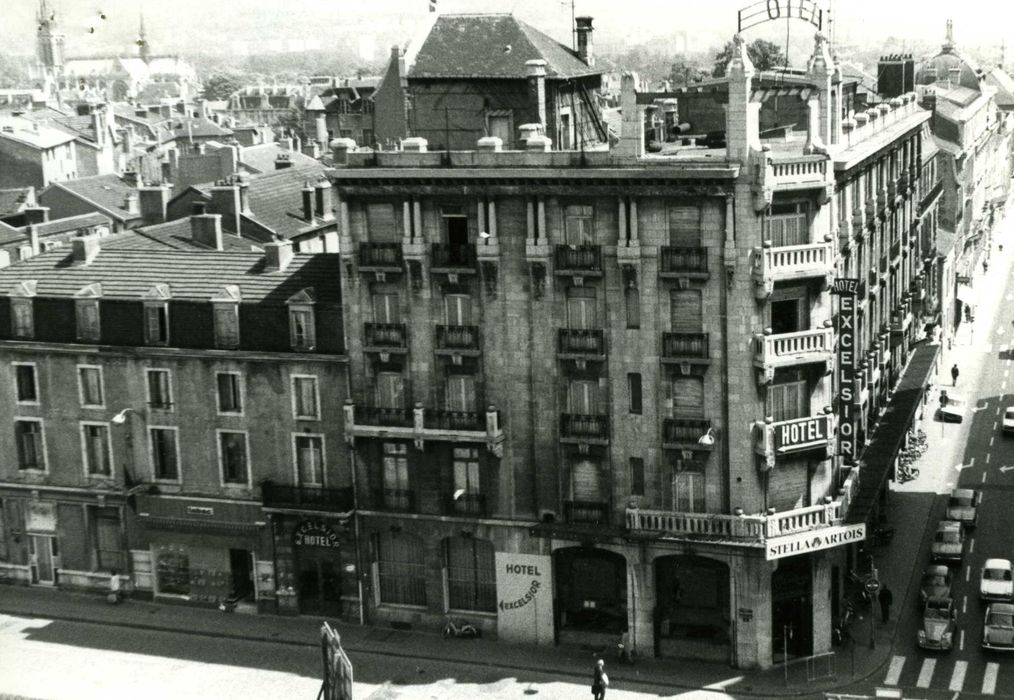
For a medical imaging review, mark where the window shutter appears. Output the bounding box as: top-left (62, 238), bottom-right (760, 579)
top-left (366, 203), bottom-right (398, 242)
top-left (670, 290), bottom-right (702, 332)
top-left (671, 377), bottom-right (704, 416)
top-left (571, 459), bottom-right (602, 501)
top-left (668, 206), bottom-right (700, 246)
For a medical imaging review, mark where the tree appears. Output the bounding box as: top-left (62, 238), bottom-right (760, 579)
top-left (712, 39), bottom-right (786, 77)
top-left (201, 72), bottom-right (244, 101)
top-left (668, 57), bottom-right (707, 86)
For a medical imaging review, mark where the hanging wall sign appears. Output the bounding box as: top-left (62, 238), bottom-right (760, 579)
top-left (737, 0), bottom-right (823, 33)
top-left (832, 278), bottom-right (859, 464)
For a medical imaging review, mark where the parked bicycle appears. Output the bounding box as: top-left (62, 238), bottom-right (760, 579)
top-left (442, 615), bottom-right (479, 639)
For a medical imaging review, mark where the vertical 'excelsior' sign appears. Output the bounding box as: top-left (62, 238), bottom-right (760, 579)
top-left (832, 278), bottom-right (859, 464)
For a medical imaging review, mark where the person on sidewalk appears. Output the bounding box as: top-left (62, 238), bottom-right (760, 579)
top-left (951, 364), bottom-right (960, 386)
top-left (879, 585), bottom-right (893, 623)
top-left (592, 659), bottom-right (609, 700)
top-left (107, 570), bottom-right (122, 605)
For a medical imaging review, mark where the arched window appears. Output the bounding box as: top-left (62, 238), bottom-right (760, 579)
top-left (374, 531), bottom-right (426, 606)
top-left (444, 537), bottom-right (495, 612)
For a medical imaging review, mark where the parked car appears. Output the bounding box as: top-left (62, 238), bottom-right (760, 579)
top-left (982, 603), bottom-right (1014, 651)
top-left (930, 521), bottom-right (964, 563)
top-left (918, 597), bottom-right (957, 650)
top-left (920, 565), bottom-right (953, 607)
top-left (981, 559), bottom-right (1014, 602)
top-left (945, 488), bottom-right (982, 528)
top-left (938, 394), bottom-right (968, 422)
top-left (1003, 406), bottom-right (1014, 434)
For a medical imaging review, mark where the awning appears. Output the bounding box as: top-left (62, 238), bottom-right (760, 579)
top-left (847, 341), bottom-right (940, 526)
top-left (956, 285), bottom-right (977, 304)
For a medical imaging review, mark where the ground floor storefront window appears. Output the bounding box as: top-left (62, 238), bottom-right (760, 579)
top-left (555, 547), bottom-right (627, 635)
top-left (374, 531), bottom-right (426, 606)
top-left (444, 537), bottom-right (495, 612)
top-left (654, 555), bottom-right (730, 660)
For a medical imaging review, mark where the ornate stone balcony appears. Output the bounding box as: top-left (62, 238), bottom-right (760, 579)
top-left (344, 402), bottom-right (505, 455)
top-left (752, 239), bottom-right (833, 298)
top-left (753, 326), bottom-right (834, 380)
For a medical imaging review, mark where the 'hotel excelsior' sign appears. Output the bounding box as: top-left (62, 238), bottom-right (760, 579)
top-left (772, 414), bottom-right (830, 453)
top-left (766, 523), bottom-right (866, 560)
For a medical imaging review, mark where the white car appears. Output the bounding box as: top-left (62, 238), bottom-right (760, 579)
top-left (1003, 407), bottom-right (1014, 434)
top-left (981, 559), bottom-right (1014, 602)
top-left (938, 394), bottom-right (968, 422)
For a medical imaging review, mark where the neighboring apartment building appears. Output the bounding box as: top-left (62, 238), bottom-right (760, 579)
top-left (304, 78), bottom-right (379, 148)
top-left (38, 173), bottom-right (144, 231)
top-left (0, 232), bottom-right (355, 619)
top-left (11, 104), bottom-right (120, 178)
top-left (0, 211), bottom-right (112, 268)
top-left (372, 14), bottom-right (607, 150)
top-left (327, 33), bottom-right (933, 669)
top-left (0, 118), bottom-right (77, 189)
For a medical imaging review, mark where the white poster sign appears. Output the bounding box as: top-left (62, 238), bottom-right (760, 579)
top-left (765, 523), bottom-right (866, 560)
top-left (494, 552), bottom-right (553, 645)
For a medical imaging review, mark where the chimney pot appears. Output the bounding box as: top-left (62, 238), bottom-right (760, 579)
top-left (400, 137), bottom-right (428, 152)
top-left (264, 240), bottom-right (294, 272)
top-left (302, 182), bottom-right (314, 222)
top-left (575, 16), bottom-right (594, 67)
top-left (330, 137), bottom-right (356, 165)
top-left (314, 178), bottom-right (333, 219)
top-left (477, 136), bottom-right (503, 152)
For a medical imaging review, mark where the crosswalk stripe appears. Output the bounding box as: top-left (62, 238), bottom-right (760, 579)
top-left (916, 658), bottom-right (936, 688)
top-left (884, 655), bottom-right (905, 685)
top-left (949, 660), bottom-right (968, 691)
top-left (983, 662), bottom-right (1000, 695)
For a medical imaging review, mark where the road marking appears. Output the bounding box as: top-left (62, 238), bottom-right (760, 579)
top-left (987, 453), bottom-right (992, 463)
top-left (966, 566), bottom-right (971, 582)
top-left (960, 629), bottom-right (965, 650)
top-left (963, 596), bottom-right (968, 614)
top-left (983, 472), bottom-right (989, 483)
top-left (949, 660), bottom-right (968, 691)
top-left (972, 457), bottom-right (977, 465)
top-left (970, 538), bottom-right (976, 553)
top-left (884, 655), bottom-right (905, 685)
top-left (917, 658), bottom-right (936, 688)
top-left (991, 436), bottom-right (996, 446)
top-left (995, 421), bottom-right (1000, 430)
top-left (983, 662), bottom-right (999, 695)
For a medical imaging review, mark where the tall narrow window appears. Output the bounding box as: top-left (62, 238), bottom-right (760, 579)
top-left (671, 376), bottom-right (704, 417)
top-left (673, 468), bottom-right (705, 512)
top-left (14, 364), bottom-right (38, 404)
top-left (76, 299), bottom-right (100, 341)
top-left (667, 205), bottom-right (700, 246)
top-left (566, 287), bottom-right (597, 329)
top-left (366, 203), bottom-right (398, 242)
top-left (81, 423), bottom-right (112, 476)
top-left (289, 307), bottom-right (316, 351)
top-left (376, 372), bottom-right (404, 409)
top-left (453, 446), bottom-right (480, 494)
top-left (571, 458), bottom-right (603, 501)
top-left (670, 289), bottom-right (702, 332)
top-left (564, 205), bottom-right (594, 245)
top-left (292, 376), bottom-right (320, 420)
top-left (11, 299), bottom-right (33, 338)
top-left (219, 431), bottom-right (249, 485)
top-left (15, 419), bottom-right (45, 470)
top-left (216, 372), bottom-right (243, 414)
top-left (569, 379), bottom-right (600, 415)
top-left (764, 202), bottom-right (809, 247)
top-left (77, 366), bottom-right (104, 407)
top-left (375, 531), bottom-right (426, 606)
top-left (624, 287), bottom-right (640, 329)
top-left (444, 294), bottom-right (472, 325)
top-left (213, 304), bottom-right (240, 348)
top-left (382, 442), bottom-right (410, 510)
top-left (445, 536), bottom-right (496, 612)
top-left (441, 206), bottom-right (469, 252)
top-left (629, 457), bottom-right (645, 496)
top-left (146, 369), bottom-right (173, 410)
top-left (150, 427), bottom-right (179, 481)
top-left (372, 293), bottom-right (402, 324)
top-left (445, 375), bottom-right (476, 413)
top-left (628, 373), bottom-right (642, 415)
top-left (767, 373), bottom-right (808, 422)
top-left (295, 434), bottom-right (324, 486)
top-left (144, 303), bottom-right (169, 346)
top-left (92, 506), bottom-right (122, 571)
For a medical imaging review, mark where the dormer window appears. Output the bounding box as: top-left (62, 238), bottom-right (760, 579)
top-left (212, 285), bottom-right (241, 349)
top-left (287, 288), bottom-right (316, 352)
top-left (144, 303), bottom-right (169, 346)
top-left (76, 299), bottom-right (100, 341)
top-left (11, 299), bottom-right (33, 338)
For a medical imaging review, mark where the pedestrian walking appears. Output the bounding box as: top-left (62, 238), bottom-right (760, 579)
top-left (107, 570), bottom-right (122, 605)
top-left (984, 260), bottom-right (989, 274)
top-left (591, 659), bottom-right (609, 700)
top-left (879, 585), bottom-right (893, 623)
top-left (951, 364), bottom-right (959, 386)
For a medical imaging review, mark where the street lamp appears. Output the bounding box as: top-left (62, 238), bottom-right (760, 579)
top-left (111, 407), bottom-right (136, 425)
top-left (698, 428), bottom-right (717, 447)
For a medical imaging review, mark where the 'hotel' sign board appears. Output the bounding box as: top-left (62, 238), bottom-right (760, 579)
top-left (772, 414), bottom-right (829, 453)
top-left (832, 278), bottom-right (858, 464)
top-left (766, 523), bottom-right (866, 560)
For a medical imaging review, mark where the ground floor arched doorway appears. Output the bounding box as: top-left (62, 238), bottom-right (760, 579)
top-left (653, 554), bottom-right (730, 662)
top-left (554, 547), bottom-right (627, 648)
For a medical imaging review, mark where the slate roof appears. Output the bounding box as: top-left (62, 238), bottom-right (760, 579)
top-left (106, 219), bottom-right (264, 253)
top-left (408, 14), bottom-right (598, 80)
top-left (42, 174), bottom-right (139, 223)
top-left (0, 188), bottom-right (33, 216)
top-left (986, 68), bottom-right (1014, 109)
top-left (164, 117), bottom-right (233, 141)
top-left (0, 247), bottom-right (343, 304)
top-left (0, 212), bottom-right (111, 247)
top-left (0, 118), bottom-right (77, 149)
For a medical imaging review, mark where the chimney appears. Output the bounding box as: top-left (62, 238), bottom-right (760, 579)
top-left (71, 236), bottom-right (101, 265)
top-left (315, 114), bottom-right (327, 147)
top-left (209, 180), bottom-right (241, 233)
top-left (575, 16), bottom-right (594, 67)
top-left (92, 108), bottom-right (106, 147)
top-left (263, 240), bottom-right (294, 272)
top-left (190, 212), bottom-right (224, 250)
top-left (526, 59), bottom-right (548, 128)
top-left (122, 170), bottom-right (139, 188)
top-left (281, 136), bottom-right (294, 151)
top-left (23, 207), bottom-right (49, 225)
top-left (236, 174), bottom-right (251, 215)
top-left (274, 152), bottom-right (293, 170)
top-left (301, 141), bottom-right (321, 159)
top-left (331, 137), bottom-right (356, 165)
top-left (135, 108), bottom-right (147, 118)
top-left (617, 72), bottom-right (645, 157)
top-left (124, 192), bottom-right (140, 216)
top-left (314, 178), bottom-right (333, 220)
top-left (28, 225), bottom-right (40, 255)
top-left (400, 137), bottom-right (427, 152)
top-left (139, 184), bottom-right (172, 225)
top-left (302, 181), bottom-right (314, 222)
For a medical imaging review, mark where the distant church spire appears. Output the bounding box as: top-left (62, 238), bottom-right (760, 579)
top-left (136, 10), bottom-right (151, 63)
top-left (944, 19), bottom-right (955, 51)
top-left (35, 0), bottom-right (65, 74)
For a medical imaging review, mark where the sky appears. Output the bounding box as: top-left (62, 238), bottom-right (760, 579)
top-left (6, 0), bottom-right (1013, 65)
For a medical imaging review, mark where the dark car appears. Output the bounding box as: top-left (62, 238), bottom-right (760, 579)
top-left (918, 597), bottom-right (957, 651)
top-left (945, 488), bottom-right (982, 528)
top-left (920, 565), bottom-right (953, 607)
top-left (931, 521), bottom-right (964, 563)
top-left (983, 603), bottom-right (1014, 651)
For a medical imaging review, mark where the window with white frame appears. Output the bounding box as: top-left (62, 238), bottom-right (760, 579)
top-left (76, 299), bottom-right (100, 342)
top-left (289, 306), bottom-right (316, 351)
top-left (218, 431), bottom-right (249, 485)
top-left (213, 304), bottom-right (240, 348)
top-left (216, 372), bottom-right (243, 414)
top-left (15, 419), bottom-right (45, 470)
top-left (146, 369), bottom-right (173, 410)
top-left (81, 422), bottom-right (112, 476)
top-left (444, 294), bottom-right (472, 326)
top-left (671, 465), bottom-right (705, 512)
top-left (452, 446), bottom-right (480, 495)
top-left (144, 303), bottom-right (169, 346)
top-left (292, 375), bottom-right (319, 420)
top-left (372, 293), bottom-right (402, 324)
top-left (90, 506), bottom-right (123, 572)
top-left (382, 442), bottom-right (409, 494)
top-left (563, 204), bottom-right (594, 245)
top-left (295, 434), bottom-right (324, 486)
top-left (13, 363), bottom-right (38, 404)
top-left (11, 299), bottom-right (33, 338)
top-left (764, 201), bottom-right (809, 247)
top-left (150, 427), bottom-right (179, 481)
top-left (77, 365), bottom-right (104, 407)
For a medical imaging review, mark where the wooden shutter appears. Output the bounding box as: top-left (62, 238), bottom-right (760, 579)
top-left (366, 203), bottom-right (398, 242)
top-left (446, 375), bottom-right (476, 412)
top-left (572, 459), bottom-right (603, 501)
top-left (668, 205), bottom-right (700, 246)
top-left (567, 288), bottom-right (597, 329)
top-left (444, 295), bottom-right (472, 325)
top-left (377, 373), bottom-right (404, 408)
top-left (671, 377), bottom-right (704, 416)
top-left (372, 294), bottom-right (401, 324)
top-left (670, 290), bottom-right (702, 332)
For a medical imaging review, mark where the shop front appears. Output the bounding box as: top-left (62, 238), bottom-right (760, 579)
top-left (270, 515), bottom-right (356, 619)
top-left (132, 495), bottom-right (272, 612)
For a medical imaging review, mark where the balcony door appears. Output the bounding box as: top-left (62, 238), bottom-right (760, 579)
top-left (571, 458), bottom-right (603, 502)
top-left (668, 205), bottom-right (700, 246)
top-left (376, 372), bottom-right (404, 409)
top-left (670, 290), bottom-right (702, 332)
top-left (765, 202), bottom-right (809, 247)
top-left (441, 206), bottom-right (469, 250)
top-left (444, 294), bottom-right (472, 326)
top-left (567, 288), bottom-right (597, 329)
top-left (564, 205), bottom-right (594, 245)
top-left (373, 293), bottom-right (402, 324)
top-left (569, 379), bottom-right (600, 415)
top-left (770, 292), bottom-right (808, 335)
top-left (767, 371), bottom-right (809, 422)
top-left (445, 375), bottom-right (476, 413)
